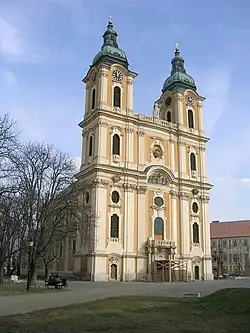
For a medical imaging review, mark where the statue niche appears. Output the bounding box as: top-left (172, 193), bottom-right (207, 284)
top-left (148, 171), bottom-right (169, 185)
top-left (152, 145), bottom-right (163, 159)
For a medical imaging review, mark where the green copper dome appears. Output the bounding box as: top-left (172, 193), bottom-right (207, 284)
top-left (92, 17), bottom-right (128, 67)
top-left (162, 45), bottom-right (196, 93)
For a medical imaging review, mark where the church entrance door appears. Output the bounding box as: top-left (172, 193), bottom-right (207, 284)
top-left (110, 264), bottom-right (118, 280)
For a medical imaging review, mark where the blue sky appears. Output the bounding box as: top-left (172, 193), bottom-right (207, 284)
top-left (0, 0), bottom-right (250, 221)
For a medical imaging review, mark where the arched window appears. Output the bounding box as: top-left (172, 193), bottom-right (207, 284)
top-left (88, 136), bottom-right (93, 156)
top-left (112, 134), bottom-right (120, 155)
top-left (166, 111), bottom-right (172, 122)
top-left (193, 222), bottom-right (199, 243)
top-left (154, 217), bottom-right (164, 240)
top-left (113, 86), bottom-right (121, 107)
top-left (110, 214), bottom-right (119, 238)
top-left (91, 88), bottom-right (96, 110)
top-left (188, 109), bottom-right (194, 128)
top-left (190, 152), bottom-right (196, 171)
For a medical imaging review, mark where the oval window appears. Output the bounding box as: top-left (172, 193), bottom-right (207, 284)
top-left (192, 202), bottom-right (199, 213)
top-left (154, 196), bottom-right (164, 207)
top-left (111, 191), bottom-right (120, 204)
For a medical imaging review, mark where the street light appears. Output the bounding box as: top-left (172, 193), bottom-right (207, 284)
top-left (26, 240), bottom-right (34, 291)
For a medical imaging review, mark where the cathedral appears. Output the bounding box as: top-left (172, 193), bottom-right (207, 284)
top-left (72, 17), bottom-right (213, 282)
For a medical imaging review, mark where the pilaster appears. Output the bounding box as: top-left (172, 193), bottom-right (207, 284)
top-left (81, 130), bottom-right (87, 167)
top-left (175, 93), bottom-right (183, 125)
top-left (179, 139), bottom-right (187, 178)
top-left (125, 127), bottom-right (134, 166)
top-left (98, 68), bottom-right (108, 105)
top-left (169, 136), bottom-right (175, 172)
top-left (200, 146), bottom-right (207, 182)
top-left (137, 186), bottom-right (147, 253)
top-left (197, 100), bottom-right (204, 136)
top-left (126, 77), bottom-right (134, 112)
top-left (85, 85), bottom-right (90, 114)
top-left (180, 192), bottom-right (190, 257)
top-left (138, 130), bottom-right (145, 165)
top-left (97, 120), bottom-right (108, 164)
top-left (170, 190), bottom-right (178, 249)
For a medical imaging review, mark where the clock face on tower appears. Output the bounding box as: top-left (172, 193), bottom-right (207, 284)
top-left (113, 70), bottom-right (123, 82)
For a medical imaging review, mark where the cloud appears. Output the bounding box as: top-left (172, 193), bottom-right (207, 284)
top-left (0, 17), bottom-right (23, 56)
top-left (2, 69), bottom-right (18, 86)
top-left (72, 156), bottom-right (81, 171)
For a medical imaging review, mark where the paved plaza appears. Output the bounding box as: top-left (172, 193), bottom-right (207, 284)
top-left (0, 279), bottom-right (250, 317)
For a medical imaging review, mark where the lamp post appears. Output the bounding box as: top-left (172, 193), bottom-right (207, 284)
top-left (26, 240), bottom-right (34, 291)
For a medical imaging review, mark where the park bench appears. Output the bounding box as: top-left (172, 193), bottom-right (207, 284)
top-left (45, 274), bottom-right (68, 289)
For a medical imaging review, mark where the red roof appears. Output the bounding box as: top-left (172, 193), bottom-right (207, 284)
top-left (210, 220), bottom-right (250, 238)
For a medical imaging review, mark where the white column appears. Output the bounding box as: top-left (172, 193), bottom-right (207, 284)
top-left (138, 131), bottom-right (145, 165)
top-left (201, 195), bottom-right (213, 280)
top-left (126, 189), bottom-right (135, 253)
top-left (125, 128), bottom-right (134, 165)
top-left (99, 69), bottom-right (108, 107)
top-left (97, 121), bottom-right (108, 164)
top-left (175, 93), bottom-right (183, 125)
top-left (81, 131), bottom-right (87, 166)
top-left (180, 193), bottom-right (190, 257)
top-left (197, 100), bottom-right (204, 136)
top-left (93, 181), bottom-right (108, 252)
top-left (84, 86), bottom-right (90, 114)
top-left (170, 191), bottom-right (178, 249)
top-left (169, 137), bottom-right (175, 171)
top-left (200, 147), bottom-right (207, 182)
top-left (127, 77), bottom-right (134, 112)
top-left (179, 140), bottom-right (187, 178)
top-left (137, 187), bottom-right (146, 253)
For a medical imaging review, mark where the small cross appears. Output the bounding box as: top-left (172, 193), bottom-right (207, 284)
top-left (108, 16), bottom-right (112, 24)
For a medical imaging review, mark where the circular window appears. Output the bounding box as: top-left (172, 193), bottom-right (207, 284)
top-left (192, 202), bottom-right (199, 213)
top-left (111, 191), bottom-right (120, 204)
top-left (154, 196), bottom-right (164, 207)
top-left (85, 191), bottom-right (90, 204)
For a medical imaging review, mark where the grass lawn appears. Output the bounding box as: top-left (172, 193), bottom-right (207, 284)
top-left (0, 281), bottom-right (68, 296)
top-left (0, 288), bottom-right (250, 332)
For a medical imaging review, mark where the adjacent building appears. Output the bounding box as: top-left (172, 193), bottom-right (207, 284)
top-left (210, 220), bottom-right (250, 277)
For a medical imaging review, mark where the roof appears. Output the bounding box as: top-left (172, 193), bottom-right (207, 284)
top-left (210, 220), bottom-right (250, 238)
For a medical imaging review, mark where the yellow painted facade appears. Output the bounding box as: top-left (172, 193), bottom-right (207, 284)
top-left (65, 18), bottom-right (214, 282)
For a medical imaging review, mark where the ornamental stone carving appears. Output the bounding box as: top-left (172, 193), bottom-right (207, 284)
top-left (152, 145), bottom-right (163, 159)
top-left (122, 183), bottom-right (136, 192)
top-left (192, 256), bottom-right (201, 265)
top-left (137, 186), bottom-right (147, 194)
top-left (192, 188), bottom-right (199, 196)
top-left (200, 195), bottom-right (210, 203)
top-left (112, 174), bottom-right (121, 183)
top-left (92, 178), bottom-right (109, 188)
top-left (98, 120), bottom-right (109, 127)
top-left (170, 190), bottom-right (178, 198)
top-left (109, 254), bottom-right (121, 264)
top-left (137, 130), bottom-right (145, 137)
top-left (148, 171), bottom-right (168, 185)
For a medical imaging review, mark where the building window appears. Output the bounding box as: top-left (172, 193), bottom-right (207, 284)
top-left (113, 86), bottom-right (121, 107)
top-left (111, 191), bottom-right (120, 204)
top-left (110, 214), bottom-right (119, 238)
top-left (188, 109), bottom-right (194, 128)
top-left (112, 134), bottom-right (120, 155)
top-left (72, 239), bottom-right (76, 254)
top-left (229, 253), bottom-right (232, 263)
top-left (154, 196), bottom-right (164, 207)
top-left (192, 202), bottom-right (198, 213)
top-left (233, 240), bottom-right (237, 248)
top-left (88, 136), bottom-right (93, 156)
top-left (212, 241), bottom-right (216, 249)
top-left (166, 111), bottom-right (171, 122)
top-left (193, 222), bottom-right (199, 243)
top-left (91, 88), bottom-right (96, 110)
top-left (229, 240), bottom-right (232, 250)
top-left (244, 239), bottom-right (248, 247)
top-left (222, 240), bottom-right (227, 248)
top-left (85, 191), bottom-right (90, 204)
top-left (154, 217), bottom-right (164, 239)
top-left (190, 153), bottom-right (196, 171)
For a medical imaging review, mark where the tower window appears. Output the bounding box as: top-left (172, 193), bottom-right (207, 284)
top-left (91, 88), bottom-right (96, 110)
top-left (112, 134), bottom-right (120, 155)
top-left (190, 152), bottom-right (196, 171)
top-left (188, 109), bottom-right (194, 129)
top-left (192, 202), bottom-right (199, 214)
top-left (111, 191), bottom-right (120, 204)
top-left (166, 110), bottom-right (172, 122)
top-left (193, 222), bottom-right (199, 243)
top-left (88, 136), bottom-right (93, 156)
top-left (110, 214), bottom-right (119, 238)
top-left (154, 217), bottom-right (164, 240)
top-left (113, 86), bottom-right (121, 107)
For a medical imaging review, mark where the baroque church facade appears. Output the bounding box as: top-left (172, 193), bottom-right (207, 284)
top-left (73, 18), bottom-right (213, 282)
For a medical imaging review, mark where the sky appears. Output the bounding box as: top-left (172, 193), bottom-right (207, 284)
top-left (0, 0), bottom-right (250, 221)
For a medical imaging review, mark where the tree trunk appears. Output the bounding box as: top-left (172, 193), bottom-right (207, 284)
top-left (44, 264), bottom-right (49, 280)
top-left (16, 262), bottom-right (21, 277)
top-left (30, 260), bottom-right (37, 286)
top-left (0, 263), bottom-right (4, 286)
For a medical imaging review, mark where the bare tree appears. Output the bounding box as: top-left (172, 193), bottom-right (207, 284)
top-left (212, 244), bottom-right (224, 278)
top-left (11, 141), bottom-right (79, 290)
